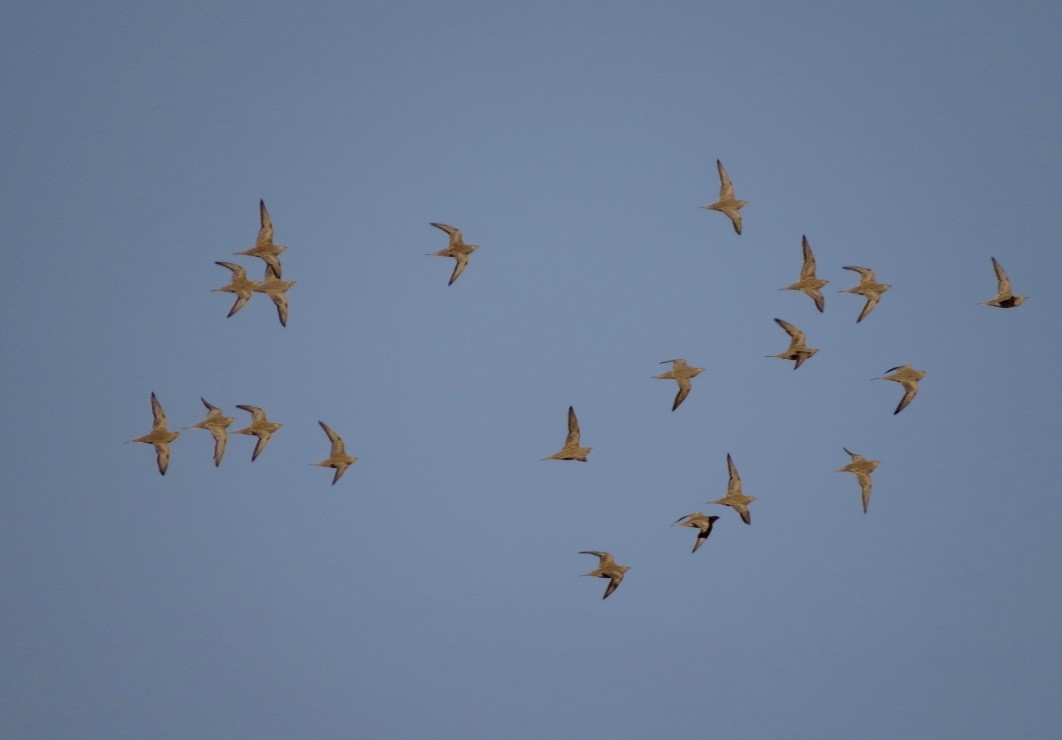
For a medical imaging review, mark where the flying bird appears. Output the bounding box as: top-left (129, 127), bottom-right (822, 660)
top-left (213, 261), bottom-right (261, 318)
top-left (702, 159), bottom-right (748, 234)
top-left (234, 404), bottom-right (283, 461)
top-left (312, 421), bottom-right (359, 485)
top-left (543, 406), bottom-right (592, 461)
top-left (428, 222), bottom-right (478, 285)
top-left (672, 512), bottom-right (720, 553)
top-left (130, 392), bottom-right (180, 475)
top-left (251, 264), bottom-right (296, 327)
top-left (236, 199), bottom-right (287, 278)
top-left (877, 365), bottom-right (925, 415)
top-left (653, 358), bottom-right (704, 411)
top-left (841, 266), bottom-right (891, 323)
top-left (769, 318), bottom-right (818, 369)
top-left (187, 397), bottom-right (235, 467)
top-left (983, 257), bottom-right (1027, 308)
top-left (709, 453), bottom-right (757, 525)
top-left (836, 447), bottom-right (881, 514)
top-left (579, 551), bottom-right (630, 599)
top-left (781, 235), bottom-right (829, 312)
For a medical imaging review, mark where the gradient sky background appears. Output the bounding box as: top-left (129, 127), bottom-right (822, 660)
top-left (3, 2), bottom-right (1061, 738)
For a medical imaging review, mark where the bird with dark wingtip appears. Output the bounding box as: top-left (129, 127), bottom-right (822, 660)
top-left (579, 551), bottom-right (630, 599)
top-left (876, 365), bottom-right (925, 415)
top-left (653, 358), bottom-right (704, 411)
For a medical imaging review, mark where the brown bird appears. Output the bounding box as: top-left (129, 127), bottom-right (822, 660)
top-left (234, 404), bottom-right (283, 461)
top-left (187, 397), bottom-right (235, 467)
top-left (769, 318), bottom-right (818, 370)
top-left (836, 447), bottom-right (881, 514)
top-left (579, 551), bottom-right (630, 599)
top-left (236, 199), bottom-right (287, 278)
top-left (251, 264), bottom-right (296, 327)
top-left (653, 359), bottom-right (704, 411)
top-left (702, 159), bottom-right (748, 234)
top-left (841, 266), bottom-right (890, 323)
top-left (781, 235), bottom-right (829, 312)
top-left (709, 453), bottom-right (756, 525)
top-left (428, 222), bottom-right (478, 285)
top-left (983, 257), bottom-right (1027, 308)
top-left (130, 392), bottom-right (180, 475)
top-left (877, 365), bottom-right (925, 415)
top-left (672, 512), bottom-right (721, 553)
top-left (543, 406), bottom-right (592, 461)
top-left (312, 421), bottom-right (359, 485)
top-left (213, 261), bottom-right (261, 318)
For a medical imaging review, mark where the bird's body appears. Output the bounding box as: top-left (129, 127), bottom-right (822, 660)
top-left (131, 392), bottom-right (180, 475)
top-left (841, 266), bottom-right (890, 323)
top-left (984, 257), bottom-right (1027, 308)
top-left (543, 406), bottom-right (592, 461)
top-left (188, 397), bottom-right (235, 467)
top-left (836, 447), bottom-right (880, 513)
top-left (653, 358), bottom-right (704, 411)
top-left (313, 420), bottom-right (358, 485)
top-left (769, 318), bottom-right (818, 369)
top-left (703, 159), bottom-right (747, 234)
top-left (878, 364), bottom-right (925, 415)
top-left (781, 236), bottom-right (829, 312)
top-left (236, 199), bottom-right (287, 277)
top-left (234, 404), bottom-right (283, 461)
top-left (428, 223), bottom-right (478, 285)
top-left (251, 264), bottom-right (295, 327)
top-left (579, 551), bottom-right (630, 599)
top-left (213, 261), bottom-right (261, 318)
top-left (709, 453), bottom-right (756, 525)
top-left (672, 512), bottom-right (720, 553)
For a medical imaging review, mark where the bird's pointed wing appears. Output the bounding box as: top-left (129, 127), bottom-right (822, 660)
top-left (150, 393), bottom-right (167, 430)
top-left (319, 421), bottom-right (346, 456)
top-left (726, 453), bottom-right (741, 492)
top-left (603, 577), bottom-right (621, 599)
top-left (211, 427), bottom-right (227, 467)
top-left (227, 294), bottom-right (251, 318)
top-left (332, 465), bottom-right (347, 485)
top-left (800, 236), bottom-right (817, 277)
top-left (856, 294), bottom-right (880, 323)
top-left (716, 159), bottom-right (734, 199)
top-left (734, 503), bottom-right (751, 525)
top-left (894, 381), bottom-right (919, 414)
top-left (565, 406), bottom-right (581, 446)
top-left (448, 253), bottom-right (469, 285)
top-left (268, 291), bottom-right (289, 327)
top-left (155, 442), bottom-right (170, 475)
top-left (237, 405), bottom-right (265, 423)
top-left (774, 318), bottom-right (805, 344)
top-left (672, 378), bottom-right (692, 411)
top-left (580, 550), bottom-right (614, 567)
top-left (215, 261), bottom-right (248, 280)
top-left (201, 397), bottom-right (220, 412)
top-left (431, 222), bottom-right (463, 246)
top-left (251, 433), bottom-right (270, 461)
top-left (809, 288), bottom-right (825, 313)
top-left (257, 200), bottom-right (274, 246)
top-left (991, 257), bottom-right (1012, 294)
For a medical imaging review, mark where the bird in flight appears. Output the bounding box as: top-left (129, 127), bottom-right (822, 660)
top-left (187, 397), bottom-right (235, 467)
top-left (428, 223), bottom-right (478, 285)
top-left (653, 358), bottom-right (704, 411)
top-left (213, 261), bottom-right (261, 318)
top-left (234, 404), bottom-right (283, 461)
top-left (579, 551), bottom-right (630, 599)
top-left (769, 318), bottom-right (818, 370)
top-left (251, 264), bottom-right (296, 327)
top-left (836, 447), bottom-right (881, 514)
top-left (709, 453), bottom-right (757, 525)
top-left (236, 199), bottom-right (287, 278)
top-left (312, 421), bottom-right (359, 485)
top-left (130, 392), bottom-right (181, 475)
top-left (983, 257), bottom-right (1027, 308)
top-left (841, 265), bottom-right (890, 323)
top-left (543, 406), bottom-right (592, 461)
top-left (877, 365), bottom-right (925, 415)
top-left (672, 512), bottom-right (721, 553)
top-left (781, 235), bottom-right (829, 313)
top-left (702, 159), bottom-right (747, 235)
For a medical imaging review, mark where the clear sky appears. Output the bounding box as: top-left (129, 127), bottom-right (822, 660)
top-left (3, 2), bottom-right (1061, 738)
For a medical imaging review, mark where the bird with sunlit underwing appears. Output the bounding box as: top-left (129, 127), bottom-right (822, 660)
top-left (672, 512), bottom-right (720, 553)
top-left (579, 551), bottom-right (630, 599)
top-left (876, 364), bottom-right (925, 415)
top-left (428, 222), bottom-right (478, 285)
top-left (709, 453), bottom-right (757, 525)
top-left (543, 406), bottom-right (591, 461)
top-left (702, 159), bottom-right (747, 235)
top-left (781, 235), bottom-right (828, 312)
top-left (653, 358), bottom-right (704, 411)
top-left (236, 199), bottom-right (287, 278)
top-left (187, 397), bottom-right (235, 467)
top-left (768, 318), bottom-right (818, 369)
top-left (234, 404), bottom-right (283, 461)
top-left (836, 447), bottom-right (880, 514)
top-left (130, 392), bottom-right (180, 476)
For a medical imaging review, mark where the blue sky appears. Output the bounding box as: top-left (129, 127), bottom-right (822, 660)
top-left (2, 2), bottom-right (1060, 737)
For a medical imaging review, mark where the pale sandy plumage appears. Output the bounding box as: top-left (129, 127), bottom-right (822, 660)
top-left (836, 447), bottom-right (881, 514)
top-left (703, 159), bottom-right (747, 235)
top-left (543, 406), bottom-right (592, 461)
top-left (983, 257), bottom-right (1027, 308)
top-left (428, 222), bottom-right (478, 285)
top-left (841, 266), bottom-right (890, 323)
top-left (236, 199), bottom-right (287, 278)
top-left (769, 318), bottom-right (818, 369)
top-left (579, 551), bottom-right (630, 599)
top-left (234, 404), bottom-right (283, 461)
top-left (672, 512), bottom-right (720, 553)
top-left (781, 236), bottom-right (829, 312)
top-left (313, 420), bottom-right (358, 485)
top-left (653, 358), bottom-right (704, 411)
top-left (709, 453), bottom-right (756, 525)
top-left (877, 364), bottom-right (925, 415)
top-left (251, 264), bottom-right (295, 327)
top-left (213, 261), bottom-right (261, 318)
top-left (130, 392), bottom-right (180, 475)
top-left (187, 397), bottom-right (235, 467)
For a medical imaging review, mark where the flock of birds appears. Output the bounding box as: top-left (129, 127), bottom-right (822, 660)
top-left (131, 160), bottom-right (1027, 600)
